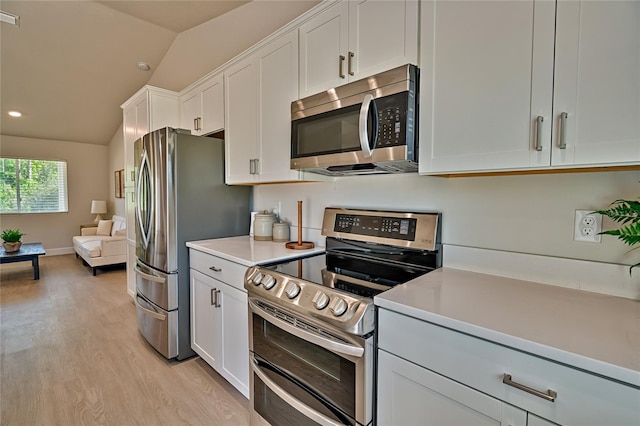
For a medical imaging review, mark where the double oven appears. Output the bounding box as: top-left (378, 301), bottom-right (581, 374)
top-left (245, 207), bottom-right (442, 425)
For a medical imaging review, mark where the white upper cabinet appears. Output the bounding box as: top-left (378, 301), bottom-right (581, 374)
top-left (419, 0), bottom-right (639, 175)
top-left (299, 0), bottom-right (418, 97)
top-left (418, 0), bottom-right (555, 174)
top-left (551, 0), bottom-right (640, 167)
top-left (225, 31), bottom-right (305, 184)
top-left (180, 73), bottom-right (224, 136)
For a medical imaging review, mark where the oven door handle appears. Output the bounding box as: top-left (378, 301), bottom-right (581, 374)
top-left (248, 299), bottom-right (364, 358)
top-left (252, 356), bottom-right (353, 426)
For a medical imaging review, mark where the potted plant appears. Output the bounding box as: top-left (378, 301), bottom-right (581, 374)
top-left (2, 228), bottom-right (24, 253)
top-left (594, 198), bottom-right (640, 274)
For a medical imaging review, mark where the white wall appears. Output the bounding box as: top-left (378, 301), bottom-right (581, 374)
top-left (0, 135), bottom-right (110, 255)
top-left (254, 170), bottom-right (640, 266)
top-left (108, 124), bottom-right (126, 218)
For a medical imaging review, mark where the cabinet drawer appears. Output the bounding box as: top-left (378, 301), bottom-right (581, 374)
top-left (378, 309), bottom-right (640, 426)
top-left (189, 249), bottom-right (247, 291)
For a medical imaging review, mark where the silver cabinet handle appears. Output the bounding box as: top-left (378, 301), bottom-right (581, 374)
top-left (558, 112), bottom-right (568, 149)
top-left (535, 116), bottom-right (544, 151)
top-left (130, 171), bottom-right (135, 182)
top-left (502, 374), bottom-right (557, 402)
top-left (339, 55), bottom-right (346, 79)
top-left (210, 288), bottom-right (220, 307)
top-left (249, 159), bottom-right (255, 174)
top-left (348, 51), bottom-right (354, 76)
top-left (198, 117), bottom-right (202, 131)
top-left (209, 266), bottom-right (222, 272)
top-left (193, 117), bottom-right (198, 131)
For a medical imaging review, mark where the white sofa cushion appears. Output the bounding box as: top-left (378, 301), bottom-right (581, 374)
top-left (110, 216), bottom-right (126, 236)
top-left (96, 220), bottom-right (113, 236)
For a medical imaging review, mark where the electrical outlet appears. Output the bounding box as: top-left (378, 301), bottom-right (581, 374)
top-left (574, 210), bottom-right (602, 243)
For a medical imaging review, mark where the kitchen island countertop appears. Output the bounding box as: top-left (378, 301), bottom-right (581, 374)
top-left (186, 235), bottom-right (325, 267)
top-left (375, 267), bottom-right (640, 388)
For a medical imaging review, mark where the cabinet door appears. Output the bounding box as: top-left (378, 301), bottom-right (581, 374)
top-left (180, 90), bottom-right (201, 135)
top-left (190, 269), bottom-right (222, 369)
top-left (377, 350), bottom-right (527, 426)
top-left (257, 31), bottom-right (301, 183)
top-left (122, 104), bottom-right (137, 188)
top-left (348, 0), bottom-right (418, 80)
top-left (552, 0), bottom-right (640, 167)
top-left (200, 74), bottom-right (224, 135)
top-left (134, 95), bottom-right (149, 141)
top-left (220, 283), bottom-right (249, 398)
top-left (528, 414), bottom-right (559, 426)
top-left (225, 58), bottom-right (258, 184)
top-left (419, 0), bottom-right (555, 174)
top-left (298, 1), bottom-right (349, 97)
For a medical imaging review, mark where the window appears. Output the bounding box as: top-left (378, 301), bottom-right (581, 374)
top-left (0, 157), bottom-right (68, 214)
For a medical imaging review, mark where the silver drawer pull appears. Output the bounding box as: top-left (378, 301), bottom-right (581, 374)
top-left (209, 266), bottom-right (222, 272)
top-left (503, 374), bottom-right (557, 402)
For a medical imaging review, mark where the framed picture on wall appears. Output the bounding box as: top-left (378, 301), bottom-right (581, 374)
top-left (115, 169), bottom-right (124, 198)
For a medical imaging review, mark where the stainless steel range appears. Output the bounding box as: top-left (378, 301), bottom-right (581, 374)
top-left (245, 207), bottom-right (442, 426)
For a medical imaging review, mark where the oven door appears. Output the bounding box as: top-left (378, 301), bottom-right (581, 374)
top-left (248, 298), bottom-right (373, 426)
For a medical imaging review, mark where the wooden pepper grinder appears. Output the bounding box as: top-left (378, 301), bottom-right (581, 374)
top-left (285, 200), bottom-right (315, 250)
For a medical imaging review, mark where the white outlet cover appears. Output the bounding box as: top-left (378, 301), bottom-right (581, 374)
top-left (574, 210), bottom-right (602, 243)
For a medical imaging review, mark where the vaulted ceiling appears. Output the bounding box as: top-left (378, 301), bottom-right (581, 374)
top-left (0, 1), bottom-right (250, 146)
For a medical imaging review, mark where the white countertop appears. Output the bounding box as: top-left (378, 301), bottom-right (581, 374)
top-left (375, 267), bottom-right (640, 388)
top-left (186, 235), bottom-right (325, 267)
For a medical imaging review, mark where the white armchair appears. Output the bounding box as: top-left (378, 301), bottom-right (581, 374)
top-left (73, 215), bottom-right (127, 275)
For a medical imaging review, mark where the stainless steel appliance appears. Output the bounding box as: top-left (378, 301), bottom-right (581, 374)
top-left (245, 207), bottom-right (441, 425)
top-left (290, 64), bottom-right (419, 176)
top-left (134, 127), bottom-right (251, 360)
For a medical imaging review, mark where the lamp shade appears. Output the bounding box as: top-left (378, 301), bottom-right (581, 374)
top-left (90, 200), bottom-right (107, 214)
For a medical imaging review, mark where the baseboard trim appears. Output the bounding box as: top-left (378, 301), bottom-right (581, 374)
top-left (42, 247), bottom-right (75, 256)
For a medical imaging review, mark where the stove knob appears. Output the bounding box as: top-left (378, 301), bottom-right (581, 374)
top-left (284, 281), bottom-right (300, 299)
top-left (261, 274), bottom-right (276, 290)
top-left (330, 297), bottom-right (348, 317)
top-left (312, 291), bottom-right (330, 310)
top-left (252, 272), bottom-right (263, 285)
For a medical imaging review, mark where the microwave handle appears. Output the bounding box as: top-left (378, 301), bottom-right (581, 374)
top-left (358, 94), bottom-right (378, 158)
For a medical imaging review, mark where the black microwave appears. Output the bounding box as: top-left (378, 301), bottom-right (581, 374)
top-left (291, 64), bottom-right (419, 176)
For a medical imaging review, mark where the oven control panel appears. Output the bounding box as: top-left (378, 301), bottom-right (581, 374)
top-left (334, 213), bottom-right (417, 241)
top-left (322, 208), bottom-right (441, 251)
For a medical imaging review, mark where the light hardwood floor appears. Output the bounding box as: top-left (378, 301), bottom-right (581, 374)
top-left (0, 254), bottom-right (249, 426)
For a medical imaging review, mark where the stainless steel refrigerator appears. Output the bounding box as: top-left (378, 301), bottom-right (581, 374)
top-left (134, 127), bottom-right (251, 360)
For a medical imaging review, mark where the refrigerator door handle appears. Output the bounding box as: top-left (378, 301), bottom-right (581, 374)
top-left (134, 264), bottom-right (166, 284)
top-left (135, 295), bottom-right (166, 321)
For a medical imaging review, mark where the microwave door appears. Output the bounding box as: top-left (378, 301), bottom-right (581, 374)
top-left (358, 94), bottom-right (378, 158)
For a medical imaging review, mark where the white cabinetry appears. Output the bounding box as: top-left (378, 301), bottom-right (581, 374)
top-left (377, 308), bottom-right (640, 426)
top-left (180, 73), bottom-right (224, 136)
top-left (298, 0), bottom-right (418, 97)
top-left (419, 0), bottom-right (640, 175)
top-left (121, 86), bottom-right (179, 297)
top-left (377, 350), bottom-right (527, 426)
top-left (224, 30), bottom-right (304, 184)
top-left (189, 249), bottom-right (249, 398)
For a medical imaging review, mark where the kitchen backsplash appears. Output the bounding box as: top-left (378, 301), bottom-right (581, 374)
top-left (255, 170), bottom-right (639, 298)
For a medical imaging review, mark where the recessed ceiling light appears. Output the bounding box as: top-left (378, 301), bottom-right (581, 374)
top-left (8, 111), bottom-right (22, 117)
top-left (0, 11), bottom-right (20, 27)
top-left (136, 61), bottom-right (151, 71)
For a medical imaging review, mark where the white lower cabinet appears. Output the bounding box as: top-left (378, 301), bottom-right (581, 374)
top-left (377, 308), bottom-right (640, 426)
top-left (377, 350), bottom-right (527, 426)
top-left (189, 250), bottom-right (249, 398)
